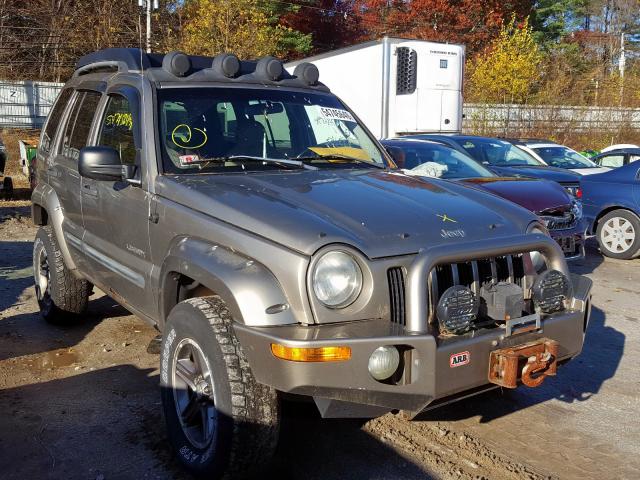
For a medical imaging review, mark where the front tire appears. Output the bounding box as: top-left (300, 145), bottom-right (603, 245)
top-left (160, 297), bottom-right (280, 479)
top-left (33, 226), bottom-right (90, 323)
top-left (596, 209), bottom-right (640, 260)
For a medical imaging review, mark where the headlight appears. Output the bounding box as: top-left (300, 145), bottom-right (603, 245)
top-left (312, 250), bottom-right (363, 308)
top-left (571, 200), bottom-right (582, 220)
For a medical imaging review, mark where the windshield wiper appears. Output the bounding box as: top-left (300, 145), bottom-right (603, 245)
top-left (296, 153), bottom-right (385, 168)
top-left (196, 155), bottom-right (317, 170)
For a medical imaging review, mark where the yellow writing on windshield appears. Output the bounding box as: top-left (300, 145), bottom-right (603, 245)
top-left (172, 124), bottom-right (208, 149)
top-left (105, 112), bottom-right (133, 130)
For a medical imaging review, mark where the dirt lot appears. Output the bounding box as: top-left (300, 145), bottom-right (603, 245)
top-left (1, 200), bottom-right (639, 480)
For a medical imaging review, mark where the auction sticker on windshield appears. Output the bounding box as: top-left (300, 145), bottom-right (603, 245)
top-left (319, 107), bottom-right (356, 123)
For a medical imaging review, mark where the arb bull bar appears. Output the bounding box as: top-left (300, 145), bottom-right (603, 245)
top-left (235, 234), bottom-right (592, 417)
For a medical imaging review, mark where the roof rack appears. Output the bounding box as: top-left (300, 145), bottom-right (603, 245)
top-left (73, 48), bottom-right (327, 90)
top-left (76, 48), bottom-right (154, 71)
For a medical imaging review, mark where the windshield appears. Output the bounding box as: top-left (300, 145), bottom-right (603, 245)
top-left (530, 146), bottom-right (597, 169)
top-left (157, 88), bottom-right (385, 173)
top-left (458, 138), bottom-right (542, 166)
top-left (385, 142), bottom-right (494, 179)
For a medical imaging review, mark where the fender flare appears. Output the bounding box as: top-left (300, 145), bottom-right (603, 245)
top-left (159, 237), bottom-right (298, 328)
top-left (31, 183), bottom-right (78, 272)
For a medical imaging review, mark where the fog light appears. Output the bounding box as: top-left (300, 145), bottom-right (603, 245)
top-left (532, 270), bottom-right (572, 313)
top-left (436, 285), bottom-right (479, 335)
top-left (368, 346), bottom-right (400, 381)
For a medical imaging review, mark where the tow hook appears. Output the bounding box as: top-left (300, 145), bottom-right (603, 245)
top-left (488, 338), bottom-right (559, 389)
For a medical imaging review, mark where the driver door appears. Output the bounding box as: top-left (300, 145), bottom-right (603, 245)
top-left (81, 88), bottom-right (154, 316)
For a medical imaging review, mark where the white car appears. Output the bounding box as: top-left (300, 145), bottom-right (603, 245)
top-left (600, 143), bottom-right (639, 153)
top-left (512, 141), bottom-right (610, 175)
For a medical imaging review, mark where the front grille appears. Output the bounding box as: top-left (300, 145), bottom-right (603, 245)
top-left (428, 254), bottom-right (528, 327)
top-left (541, 212), bottom-right (578, 231)
top-left (396, 47), bottom-right (417, 95)
top-left (387, 267), bottom-right (406, 325)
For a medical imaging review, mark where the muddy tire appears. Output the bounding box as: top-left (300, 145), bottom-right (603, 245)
top-left (33, 226), bottom-right (90, 323)
top-left (160, 296), bottom-right (280, 479)
top-left (596, 209), bottom-right (640, 260)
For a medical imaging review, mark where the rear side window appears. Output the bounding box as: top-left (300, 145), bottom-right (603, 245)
top-left (98, 95), bottom-right (136, 165)
top-left (41, 89), bottom-right (73, 153)
top-left (599, 154), bottom-right (624, 169)
top-left (60, 91), bottom-right (102, 160)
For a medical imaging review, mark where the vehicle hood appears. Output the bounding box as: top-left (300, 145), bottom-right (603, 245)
top-left (460, 177), bottom-right (571, 215)
top-left (156, 170), bottom-right (537, 258)
top-left (572, 167), bottom-right (611, 175)
top-left (489, 165), bottom-right (580, 183)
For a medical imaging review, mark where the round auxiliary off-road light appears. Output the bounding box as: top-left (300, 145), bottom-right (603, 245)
top-left (256, 56), bottom-right (283, 81)
top-left (368, 346), bottom-right (400, 381)
top-left (436, 285), bottom-right (479, 335)
top-left (293, 62), bottom-right (319, 85)
top-left (532, 269), bottom-right (572, 314)
top-left (162, 51), bottom-right (191, 77)
top-left (212, 53), bottom-right (240, 78)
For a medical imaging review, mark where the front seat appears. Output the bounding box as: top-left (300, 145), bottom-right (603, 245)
top-left (231, 119), bottom-right (266, 157)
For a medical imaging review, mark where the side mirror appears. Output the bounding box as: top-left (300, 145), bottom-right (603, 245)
top-left (79, 146), bottom-right (122, 181)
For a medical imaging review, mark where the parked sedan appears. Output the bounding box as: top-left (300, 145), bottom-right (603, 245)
top-left (383, 138), bottom-right (585, 261)
top-left (582, 161), bottom-right (640, 259)
top-left (506, 139), bottom-right (610, 175)
top-left (409, 134), bottom-right (582, 197)
top-left (593, 148), bottom-right (640, 169)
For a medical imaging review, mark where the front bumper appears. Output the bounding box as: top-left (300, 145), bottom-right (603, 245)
top-left (236, 272), bottom-right (592, 417)
top-left (549, 223), bottom-right (586, 261)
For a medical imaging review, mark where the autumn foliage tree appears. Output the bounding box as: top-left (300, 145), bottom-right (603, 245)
top-left (467, 17), bottom-right (543, 103)
top-left (352, 0), bottom-right (534, 55)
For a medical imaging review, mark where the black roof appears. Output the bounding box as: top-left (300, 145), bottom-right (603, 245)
top-left (74, 48), bottom-right (327, 90)
top-left (76, 48), bottom-right (233, 72)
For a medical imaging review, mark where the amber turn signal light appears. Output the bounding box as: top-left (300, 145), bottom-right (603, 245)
top-left (270, 344), bottom-right (351, 362)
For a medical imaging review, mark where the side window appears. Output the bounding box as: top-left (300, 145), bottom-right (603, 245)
top-left (99, 95), bottom-right (136, 165)
top-left (600, 154), bottom-right (624, 168)
top-left (41, 88), bottom-right (73, 153)
top-left (629, 155), bottom-right (640, 163)
top-left (59, 91), bottom-right (102, 160)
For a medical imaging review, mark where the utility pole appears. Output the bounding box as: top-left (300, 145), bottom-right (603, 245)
top-left (619, 32), bottom-right (625, 105)
top-left (137, 0), bottom-right (159, 53)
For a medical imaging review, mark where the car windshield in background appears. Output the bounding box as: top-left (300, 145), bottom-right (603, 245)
top-left (386, 142), bottom-right (494, 179)
top-left (459, 138), bottom-right (542, 166)
top-left (531, 146), bottom-right (597, 169)
top-left (157, 88), bottom-right (385, 173)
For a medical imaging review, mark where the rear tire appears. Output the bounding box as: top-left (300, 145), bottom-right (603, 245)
top-left (33, 226), bottom-right (90, 323)
top-left (160, 296), bottom-right (280, 479)
top-left (596, 209), bottom-right (640, 260)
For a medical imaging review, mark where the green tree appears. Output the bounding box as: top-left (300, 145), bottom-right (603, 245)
top-left (468, 17), bottom-right (543, 103)
top-left (177, 0), bottom-right (310, 59)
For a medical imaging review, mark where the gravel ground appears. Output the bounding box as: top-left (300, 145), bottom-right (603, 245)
top-left (1, 201), bottom-right (638, 480)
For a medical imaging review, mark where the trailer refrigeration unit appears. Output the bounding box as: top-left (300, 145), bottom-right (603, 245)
top-left (286, 37), bottom-right (465, 139)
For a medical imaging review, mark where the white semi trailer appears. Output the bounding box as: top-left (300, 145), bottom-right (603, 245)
top-left (286, 37), bottom-right (465, 139)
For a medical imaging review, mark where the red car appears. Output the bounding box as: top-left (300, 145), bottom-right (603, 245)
top-left (383, 138), bottom-right (584, 262)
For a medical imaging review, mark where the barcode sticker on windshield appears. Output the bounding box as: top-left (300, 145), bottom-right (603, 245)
top-left (318, 107), bottom-right (356, 123)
